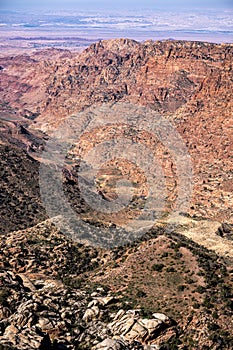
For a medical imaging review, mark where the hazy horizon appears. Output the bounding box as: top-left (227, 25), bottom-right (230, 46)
top-left (1, 0), bottom-right (233, 11)
top-left (0, 0), bottom-right (232, 54)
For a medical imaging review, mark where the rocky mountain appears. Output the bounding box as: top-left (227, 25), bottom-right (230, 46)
top-left (0, 40), bottom-right (232, 223)
top-left (0, 39), bottom-right (232, 349)
top-left (0, 219), bottom-right (232, 349)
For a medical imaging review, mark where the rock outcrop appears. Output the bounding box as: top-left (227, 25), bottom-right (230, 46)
top-left (0, 269), bottom-right (176, 349)
top-left (0, 219), bottom-right (232, 349)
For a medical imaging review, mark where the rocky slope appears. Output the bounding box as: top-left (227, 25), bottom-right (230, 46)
top-left (0, 144), bottom-right (46, 234)
top-left (0, 219), bottom-right (232, 349)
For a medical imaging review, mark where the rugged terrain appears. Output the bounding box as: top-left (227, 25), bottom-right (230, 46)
top-left (0, 219), bottom-right (232, 349)
top-left (0, 39), bottom-right (232, 222)
top-left (0, 39), bottom-right (232, 349)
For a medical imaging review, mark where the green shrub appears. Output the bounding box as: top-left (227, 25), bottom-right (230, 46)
top-left (152, 263), bottom-right (164, 272)
top-left (0, 289), bottom-right (9, 306)
top-left (196, 286), bottom-right (205, 294)
top-left (136, 290), bottom-right (147, 298)
top-left (193, 302), bottom-right (200, 309)
top-left (177, 285), bottom-right (186, 292)
top-left (166, 267), bottom-right (175, 272)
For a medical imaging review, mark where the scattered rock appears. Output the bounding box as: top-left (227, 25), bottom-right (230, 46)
top-left (83, 306), bottom-right (100, 322)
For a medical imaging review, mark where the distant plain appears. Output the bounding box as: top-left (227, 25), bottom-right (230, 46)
top-left (0, 8), bottom-right (232, 54)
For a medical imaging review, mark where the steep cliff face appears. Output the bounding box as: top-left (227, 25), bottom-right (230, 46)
top-left (1, 40), bottom-right (232, 126)
top-left (35, 40), bottom-right (233, 127)
top-left (0, 40), bottom-right (232, 224)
